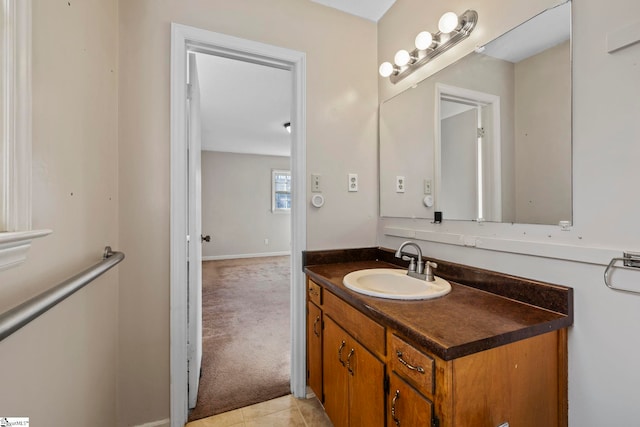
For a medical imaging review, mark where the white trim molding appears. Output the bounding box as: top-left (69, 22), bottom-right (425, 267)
top-left (203, 251), bottom-right (291, 261)
top-left (2, 0), bottom-right (32, 231)
top-left (0, 229), bottom-right (52, 271)
top-left (132, 419), bottom-right (170, 427)
top-left (170, 23), bottom-right (306, 427)
top-left (383, 225), bottom-right (623, 266)
top-left (0, 0), bottom-right (46, 271)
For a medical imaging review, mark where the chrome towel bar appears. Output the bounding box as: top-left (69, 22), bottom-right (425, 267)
top-left (604, 251), bottom-right (640, 296)
top-left (0, 246), bottom-right (125, 342)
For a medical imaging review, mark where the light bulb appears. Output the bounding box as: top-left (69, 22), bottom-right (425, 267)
top-left (379, 62), bottom-right (394, 78)
top-left (438, 12), bottom-right (459, 33)
top-left (394, 49), bottom-right (411, 67)
top-left (415, 31), bottom-right (433, 50)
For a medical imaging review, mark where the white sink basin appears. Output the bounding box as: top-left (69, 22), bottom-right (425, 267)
top-left (343, 268), bottom-right (452, 300)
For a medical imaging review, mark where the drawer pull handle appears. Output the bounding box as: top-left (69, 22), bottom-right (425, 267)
top-left (338, 340), bottom-right (346, 366)
top-left (391, 389), bottom-right (401, 426)
top-left (312, 316), bottom-right (321, 337)
top-left (396, 350), bottom-right (425, 374)
top-left (346, 348), bottom-right (355, 375)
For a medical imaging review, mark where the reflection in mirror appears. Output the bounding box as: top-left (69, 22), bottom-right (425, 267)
top-left (379, 1), bottom-right (571, 225)
top-left (436, 84), bottom-right (501, 221)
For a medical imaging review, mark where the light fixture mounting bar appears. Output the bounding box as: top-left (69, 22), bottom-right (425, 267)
top-left (390, 10), bottom-right (478, 84)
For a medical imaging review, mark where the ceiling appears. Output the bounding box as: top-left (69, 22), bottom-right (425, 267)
top-left (310, 0), bottom-right (396, 22)
top-left (481, 2), bottom-right (570, 63)
top-left (195, 53), bottom-right (292, 157)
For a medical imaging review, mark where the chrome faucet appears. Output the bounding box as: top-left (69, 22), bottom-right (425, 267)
top-left (395, 241), bottom-right (425, 279)
top-left (395, 241), bottom-right (438, 281)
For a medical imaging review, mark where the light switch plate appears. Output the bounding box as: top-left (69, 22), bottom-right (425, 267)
top-left (348, 173), bottom-right (358, 192)
top-left (311, 174), bottom-right (321, 192)
top-left (424, 179), bottom-right (432, 195)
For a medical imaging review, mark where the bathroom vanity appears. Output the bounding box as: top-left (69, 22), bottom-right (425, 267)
top-left (304, 247), bottom-right (573, 427)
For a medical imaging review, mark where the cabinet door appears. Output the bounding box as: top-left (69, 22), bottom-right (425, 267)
top-left (307, 301), bottom-right (323, 400)
top-left (323, 317), bottom-right (349, 427)
top-left (388, 372), bottom-right (434, 427)
top-left (349, 339), bottom-right (385, 427)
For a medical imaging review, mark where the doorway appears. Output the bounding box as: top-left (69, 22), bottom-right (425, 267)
top-left (170, 24), bottom-right (307, 427)
top-left (189, 49), bottom-right (293, 419)
top-left (434, 83), bottom-right (502, 223)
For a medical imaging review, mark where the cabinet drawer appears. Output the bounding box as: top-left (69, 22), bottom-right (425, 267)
top-left (323, 291), bottom-right (385, 358)
top-left (390, 334), bottom-right (435, 398)
top-left (308, 279), bottom-right (322, 306)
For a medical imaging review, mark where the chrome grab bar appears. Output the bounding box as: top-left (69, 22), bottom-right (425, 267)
top-left (604, 252), bottom-right (640, 296)
top-left (0, 246), bottom-right (125, 342)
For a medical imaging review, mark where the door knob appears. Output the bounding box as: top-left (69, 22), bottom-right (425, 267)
top-left (201, 235), bottom-right (211, 243)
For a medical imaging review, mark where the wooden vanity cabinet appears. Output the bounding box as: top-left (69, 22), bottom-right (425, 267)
top-left (306, 275), bottom-right (567, 427)
top-left (388, 330), bottom-right (565, 427)
top-left (323, 316), bottom-right (385, 427)
top-left (306, 280), bottom-right (323, 400)
top-left (307, 278), bottom-right (386, 427)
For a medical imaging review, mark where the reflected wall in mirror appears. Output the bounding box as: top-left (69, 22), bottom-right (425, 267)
top-left (379, 1), bottom-right (572, 225)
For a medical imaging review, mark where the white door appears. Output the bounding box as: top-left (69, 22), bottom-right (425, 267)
top-left (187, 52), bottom-right (203, 409)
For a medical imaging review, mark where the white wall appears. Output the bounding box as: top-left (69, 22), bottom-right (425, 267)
top-left (201, 151), bottom-right (291, 258)
top-left (379, 0), bottom-right (640, 425)
top-left (0, 0), bottom-right (119, 425)
top-left (515, 41), bottom-right (571, 224)
top-left (118, 1), bottom-right (378, 424)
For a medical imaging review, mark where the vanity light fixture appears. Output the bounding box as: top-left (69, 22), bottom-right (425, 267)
top-left (379, 10), bottom-right (478, 84)
top-left (284, 122), bottom-right (291, 133)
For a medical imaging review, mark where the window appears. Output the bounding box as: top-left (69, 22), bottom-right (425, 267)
top-left (272, 169), bottom-right (291, 213)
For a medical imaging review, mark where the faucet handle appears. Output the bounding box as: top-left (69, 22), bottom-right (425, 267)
top-left (425, 261), bottom-right (438, 282)
top-left (402, 255), bottom-right (417, 272)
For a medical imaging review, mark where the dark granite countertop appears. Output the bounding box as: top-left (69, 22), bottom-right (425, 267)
top-left (304, 248), bottom-right (573, 361)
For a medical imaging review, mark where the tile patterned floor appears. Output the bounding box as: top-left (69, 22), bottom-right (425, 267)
top-left (186, 395), bottom-right (333, 427)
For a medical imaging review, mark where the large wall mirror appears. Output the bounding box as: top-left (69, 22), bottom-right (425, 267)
top-left (379, 1), bottom-right (571, 225)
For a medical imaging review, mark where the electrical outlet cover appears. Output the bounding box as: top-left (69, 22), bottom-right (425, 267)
top-left (348, 173), bottom-right (358, 192)
top-left (396, 176), bottom-right (405, 193)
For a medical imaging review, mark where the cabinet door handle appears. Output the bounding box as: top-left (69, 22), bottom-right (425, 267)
top-left (312, 316), bottom-right (321, 337)
top-left (396, 350), bottom-right (425, 374)
top-left (391, 389), bottom-right (401, 426)
top-left (346, 348), bottom-right (355, 376)
top-left (338, 340), bottom-right (346, 366)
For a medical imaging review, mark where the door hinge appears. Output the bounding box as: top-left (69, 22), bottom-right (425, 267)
top-left (432, 415), bottom-right (440, 427)
top-left (477, 127), bottom-right (486, 138)
top-left (186, 83), bottom-right (193, 100)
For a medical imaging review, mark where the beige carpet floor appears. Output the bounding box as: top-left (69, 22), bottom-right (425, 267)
top-left (188, 256), bottom-right (291, 422)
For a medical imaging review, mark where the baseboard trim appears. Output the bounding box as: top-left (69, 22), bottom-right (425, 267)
top-left (133, 419), bottom-right (170, 427)
top-left (203, 251), bottom-right (291, 261)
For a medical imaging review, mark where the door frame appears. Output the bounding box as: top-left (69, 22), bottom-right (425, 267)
top-left (434, 82), bottom-right (502, 222)
top-left (170, 23), bottom-right (307, 427)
